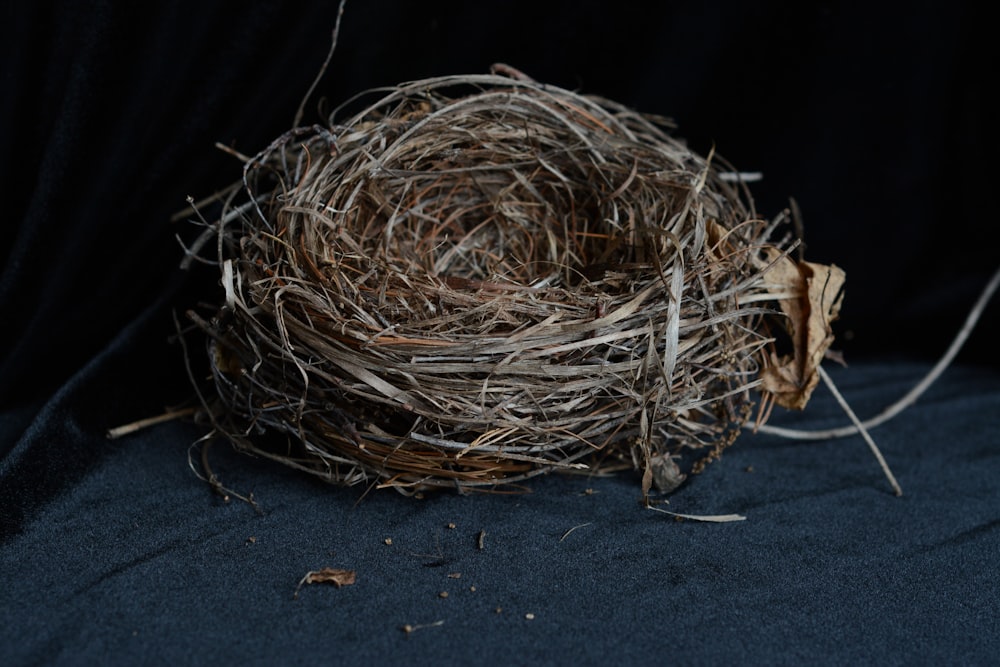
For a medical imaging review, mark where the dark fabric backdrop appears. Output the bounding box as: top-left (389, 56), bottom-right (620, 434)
top-left (2, 2), bottom-right (997, 665)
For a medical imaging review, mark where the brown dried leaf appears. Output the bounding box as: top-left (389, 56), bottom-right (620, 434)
top-left (758, 247), bottom-right (845, 410)
top-left (294, 567), bottom-right (357, 598)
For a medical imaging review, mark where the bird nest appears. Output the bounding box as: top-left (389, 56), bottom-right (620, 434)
top-left (186, 68), bottom-right (844, 496)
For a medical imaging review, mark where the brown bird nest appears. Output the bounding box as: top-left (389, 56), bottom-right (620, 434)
top-left (186, 67), bottom-right (844, 497)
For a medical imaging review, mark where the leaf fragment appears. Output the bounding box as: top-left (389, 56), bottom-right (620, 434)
top-left (293, 567), bottom-right (357, 598)
top-left (758, 247), bottom-right (845, 410)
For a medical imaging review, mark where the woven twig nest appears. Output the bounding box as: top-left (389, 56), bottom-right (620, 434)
top-left (189, 67), bottom-right (844, 496)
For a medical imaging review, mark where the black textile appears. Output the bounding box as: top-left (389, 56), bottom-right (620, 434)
top-left (3, 2), bottom-right (997, 664)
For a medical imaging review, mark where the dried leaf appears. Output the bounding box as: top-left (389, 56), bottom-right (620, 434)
top-left (294, 567), bottom-right (357, 598)
top-left (758, 247), bottom-right (845, 410)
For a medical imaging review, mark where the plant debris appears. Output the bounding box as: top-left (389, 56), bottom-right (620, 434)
top-left (559, 522), bottom-right (593, 542)
top-left (646, 505), bottom-right (746, 523)
top-left (401, 620), bottom-right (445, 636)
top-left (293, 567), bottom-right (357, 598)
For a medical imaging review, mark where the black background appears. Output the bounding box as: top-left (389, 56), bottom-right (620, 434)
top-left (2, 1), bottom-right (995, 412)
